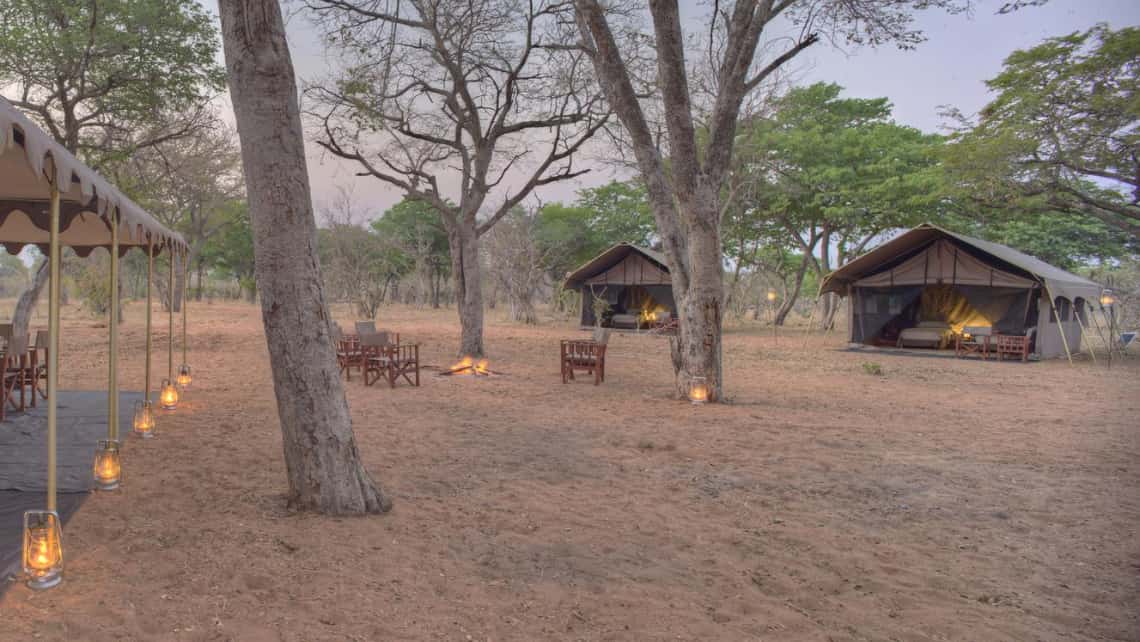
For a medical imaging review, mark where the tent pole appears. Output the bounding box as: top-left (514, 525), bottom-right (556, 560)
top-left (1041, 283), bottom-right (1074, 366)
top-left (1087, 300), bottom-right (1111, 363)
top-left (145, 240), bottom-right (153, 400)
top-left (1073, 300), bottom-right (1097, 365)
top-left (181, 251), bottom-right (189, 367)
top-left (168, 249), bottom-right (175, 380)
top-left (46, 186), bottom-right (61, 513)
top-left (107, 209), bottom-right (120, 441)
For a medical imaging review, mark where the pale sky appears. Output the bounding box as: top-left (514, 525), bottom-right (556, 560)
top-left (198, 0), bottom-right (1140, 219)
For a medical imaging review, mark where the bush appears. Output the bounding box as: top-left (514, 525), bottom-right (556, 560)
top-left (861, 362), bottom-right (883, 376)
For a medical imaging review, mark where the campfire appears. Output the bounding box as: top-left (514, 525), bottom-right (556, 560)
top-left (441, 356), bottom-right (497, 376)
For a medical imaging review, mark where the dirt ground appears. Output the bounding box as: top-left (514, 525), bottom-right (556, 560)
top-left (1, 300), bottom-right (1138, 641)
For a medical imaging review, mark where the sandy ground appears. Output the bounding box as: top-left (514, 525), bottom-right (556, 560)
top-left (1, 300), bottom-right (1138, 641)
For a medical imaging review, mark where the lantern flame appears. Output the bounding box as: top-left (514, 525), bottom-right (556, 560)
top-left (133, 401), bottom-right (156, 437)
top-left (93, 440), bottom-right (121, 490)
top-left (176, 363), bottom-right (192, 389)
top-left (23, 511), bottom-right (63, 589)
top-left (160, 379), bottom-right (179, 410)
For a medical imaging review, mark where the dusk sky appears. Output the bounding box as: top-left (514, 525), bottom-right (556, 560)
top-left (201, 0), bottom-right (1140, 219)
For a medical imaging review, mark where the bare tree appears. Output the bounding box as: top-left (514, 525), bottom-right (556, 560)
top-left (219, 0), bottom-right (390, 514)
top-left (571, 0), bottom-right (969, 400)
top-left (484, 207), bottom-right (553, 324)
top-left (306, 0), bottom-right (609, 357)
top-left (318, 185), bottom-right (401, 318)
top-left (122, 120), bottom-right (246, 312)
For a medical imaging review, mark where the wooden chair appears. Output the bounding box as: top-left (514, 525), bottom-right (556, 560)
top-left (955, 325), bottom-right (992, 359)
top-left (370, 343), bottom-right (420, 388)
top-left (1, 333), bottom-right (29, 417)
top-left (360, 332), bottom-right (398, 387)
top-left (994, 328), bottom-right (1034, 362)
top-left (335, 326), bottom-right (364, 381)
top-left (561, 332), bottom-right (608, 385)
top-left (29, 330), bottom-right (49, 404)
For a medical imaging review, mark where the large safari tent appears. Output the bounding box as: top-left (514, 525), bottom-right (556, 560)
top-left (564, 243), bottom-right (676, 329)
top-left (820, 224), bottom-right (1104, 359)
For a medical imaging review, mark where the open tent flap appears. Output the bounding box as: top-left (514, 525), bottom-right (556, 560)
top-left (853, 284), bottom-right (1035, 343)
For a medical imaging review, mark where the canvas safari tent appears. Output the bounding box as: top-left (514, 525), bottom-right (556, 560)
top-left (564, 243), bottom-right (676, 329)
top-left (820, 224), bottom-right (1104, 359)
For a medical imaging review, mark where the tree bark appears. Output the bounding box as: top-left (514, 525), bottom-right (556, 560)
top-left (11, 261), bottom-right (50, 342)
top-left (219, 0), bottom-right (390, 514)
top-left (447, 216), bottom-right (485, 357)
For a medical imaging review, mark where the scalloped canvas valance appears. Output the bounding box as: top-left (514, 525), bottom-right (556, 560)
top-left (0, 97), bottom-right (187, 256)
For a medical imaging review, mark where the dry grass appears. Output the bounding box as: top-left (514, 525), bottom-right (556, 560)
top-left (2, 300), bottom-right (1138, 641)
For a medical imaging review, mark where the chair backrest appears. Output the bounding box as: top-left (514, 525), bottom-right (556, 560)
top-left (34, 330), bottom-right (49, 350)
top-left (7, 333), bottom-right (28, 355)
top-left (355, 321), bottom-right (376, 336)
top-left (963, 325), bottom-right (992, 337)
top-left (592, 327), bottom-right (611, 345)
top-left (0, 323), bottom-right (11, 342)
top-left (360, 331), bottom-right (392, 347)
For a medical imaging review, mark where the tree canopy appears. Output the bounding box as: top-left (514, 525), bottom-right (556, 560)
top-left (944, 24), bottom-right (1139, 236)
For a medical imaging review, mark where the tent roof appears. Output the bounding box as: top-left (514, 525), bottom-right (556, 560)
top-left (563, 243), bottom-right (669, 289)
top-left (0, 97), bottom-right (186, 256)
top-left (820, 223), bottom-right (1103, 302)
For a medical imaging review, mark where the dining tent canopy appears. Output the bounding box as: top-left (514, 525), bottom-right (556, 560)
top-left (1, 96), bottom-right (188, 590)
top-left (0, 97), bottom-right (186, 256)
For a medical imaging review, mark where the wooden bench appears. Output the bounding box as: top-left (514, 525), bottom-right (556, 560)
top-left (994, 331), bottom-right (1033, 362)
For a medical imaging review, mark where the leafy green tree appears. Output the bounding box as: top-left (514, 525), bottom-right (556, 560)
top-left (0, 0), bottom-right (226, 333)
top-left (0, 0), bottom-right (225, 162)
top-left (944, 25), bottom-right (1139, 236)
top-left (370, 199), bottom-right (450, 308)
top-left (536, 180), bottom-right (656, 284)
top-left (200, 201), bottom-right (257, 302)
top-left (734, 83), bottom-right (945, 325)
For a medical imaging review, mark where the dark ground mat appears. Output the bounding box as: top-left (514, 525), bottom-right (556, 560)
top-left (0, 390), bottom-right (142, 591)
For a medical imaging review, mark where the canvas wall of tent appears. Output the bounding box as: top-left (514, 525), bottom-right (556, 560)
top-left (563, 244), bottom-right (677, 329)
top-left (820, 224), bottom-right (1105, 359)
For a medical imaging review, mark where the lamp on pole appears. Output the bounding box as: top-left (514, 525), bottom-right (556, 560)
top-left (1100, 289), bottom-right (1117, 369)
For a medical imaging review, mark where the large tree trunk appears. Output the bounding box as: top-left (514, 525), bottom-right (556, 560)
top-left (219, 0), bottom-right (390, 514)
top-left (668, 191), bottom-right (725, 400)
top-left (447, 217), bottom-right (485, 357)
top-left (11, 261), bottom-right (50, 342)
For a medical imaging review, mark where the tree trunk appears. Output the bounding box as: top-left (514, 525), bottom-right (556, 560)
top-left (774, 252), bottom-right (813, 326)
top-left (447, 217), bottom-right (485, 357)
top-left (668, 190), bottom-right (724, 401)
top-left (11, 261), bottom-right (50, 342)
top-left (196, 257), bottom-right (206, 301)
top-left (219, 0), bottom-right (390, 514)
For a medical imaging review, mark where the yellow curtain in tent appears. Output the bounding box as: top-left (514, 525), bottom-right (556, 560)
top-left (919, 285), bottom-right (993, 334)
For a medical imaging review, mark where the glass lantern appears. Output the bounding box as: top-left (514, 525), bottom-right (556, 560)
top-left (133, 400), bottom-right (156, 437)
top-left (93, 439), bottom-right (121, 490)
top-left (176, 363), bottom-right (192, 389)
top-left (767, 289), bottom-right (778, 303)
top-left (160, 378), bottom-right (179, 410)
top-left (23, 510), bottom-right (63, 590)
top-left (688, 376), bottom-right (710, 405)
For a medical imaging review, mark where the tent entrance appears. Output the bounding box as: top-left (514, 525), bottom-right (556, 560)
top-left (851, 284), bottom-right (1038, 349)
top-left (580, 284), bottom-right (677, 328)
